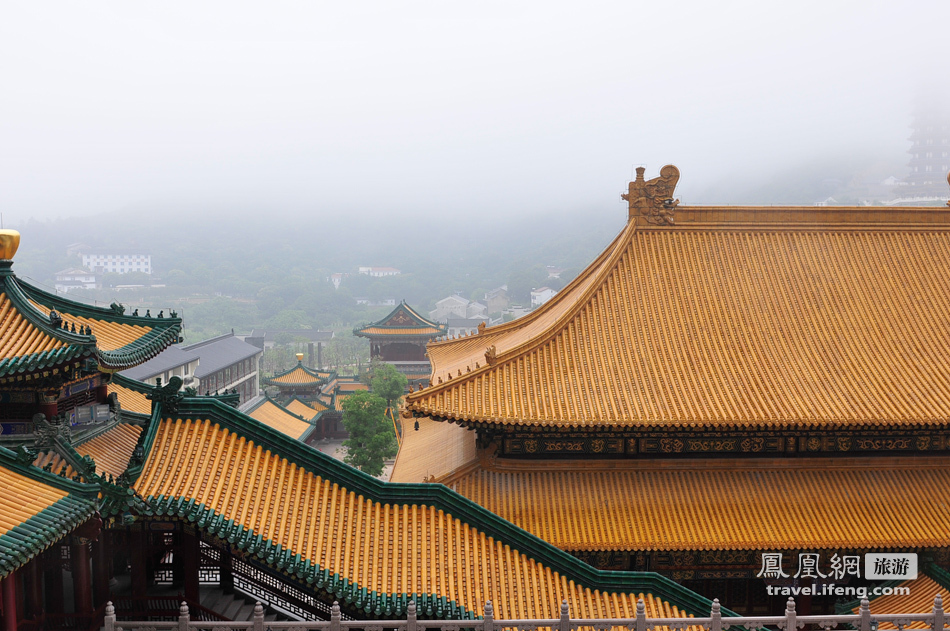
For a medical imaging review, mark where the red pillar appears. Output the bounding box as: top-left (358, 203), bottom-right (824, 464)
top-left (181, 529), bottom-right (200, 602)
top-left (130, 530), bottom-right (148, 598)
top-left (26, 561), bottom-right (43, 622)
top-left (71, 541), bottom-right (93, 615)
top-left (44, 547), bottom-right (64, 615)
top-left (1, 570), bottom-right (17, 631)
top-left (92, 532), bottom-right (112, 607)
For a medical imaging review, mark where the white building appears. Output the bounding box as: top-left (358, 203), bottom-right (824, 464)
top-left (358, 266), bottom-right (401, 277)
top-left (54, 268), bottom-right (97, 292)
top-left (531, 287), bottom-right (557, 308)
top-left (81, 253), bottom-right (152, 274)
top-left (430, 294), bottom-right (487, 321)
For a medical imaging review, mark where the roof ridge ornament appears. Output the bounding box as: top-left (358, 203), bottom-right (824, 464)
top-left (622, 165), bottom-right (680, 225)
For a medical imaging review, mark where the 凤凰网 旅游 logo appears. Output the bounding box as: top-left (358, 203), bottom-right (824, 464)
top-left (757, 552), bottom-right (917, 580)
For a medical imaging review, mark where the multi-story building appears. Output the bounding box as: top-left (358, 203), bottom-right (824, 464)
top-left (124, 332), bottom-right (262, 405)
top-left (357, 266), bottom-right (401, 277)
top-left (81, 253), bottom-right (152, 274)
top-left (904, 102), bottom-right (950, 197)
top-left (54, 268), bottom-right (97, 292)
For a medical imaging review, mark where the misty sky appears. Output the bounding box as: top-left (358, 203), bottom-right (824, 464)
top-left (1, 1), bottom-right (947, 221)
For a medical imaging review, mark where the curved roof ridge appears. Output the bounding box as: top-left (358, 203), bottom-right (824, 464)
top-left (354, 301), bottom-right (446, 338)
top-left (414, 220), bottom-right (635, 392)
top-left (0, 271), bottom-right (182, 373)
top-left (264, 360), bottom-right (333, 386)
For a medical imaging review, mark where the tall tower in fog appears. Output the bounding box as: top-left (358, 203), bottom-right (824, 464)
top-left (905, 98), bottom-right (950, 197)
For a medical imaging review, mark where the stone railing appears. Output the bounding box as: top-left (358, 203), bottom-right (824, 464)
top-left (104, 596), bottom-right (948, 631)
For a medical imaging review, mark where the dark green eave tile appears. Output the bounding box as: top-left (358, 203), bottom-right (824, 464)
top-left (0, 494), bottom-right (97, 577)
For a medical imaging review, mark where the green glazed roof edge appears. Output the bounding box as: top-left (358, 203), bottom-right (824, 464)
top-left (1, 274), bottom-right (181, 371)
top-left (0, 447), bottom-right (101, 578)
top-left (141, 500), bottom-right (474, 619)
top-left (0, 493), bottom-right (98, 578)
top-left (139, 396), bottom-right (730, 618)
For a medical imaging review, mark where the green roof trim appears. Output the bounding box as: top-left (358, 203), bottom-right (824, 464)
top-left (353, 302), bottom-right (446, 338)
top-left (0, 447), bottom-right (100, 578)
top-left (0, 263), bottom-right (182, 374)
top-left (135, 396), bottom-right (732, 619)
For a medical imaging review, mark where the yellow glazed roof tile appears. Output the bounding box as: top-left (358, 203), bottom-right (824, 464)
top-left (407, 217), bottom-right (950, 428)
top-left (78, 423), bottom-right (142, 478)
top-left (448, 460), bottom-right (950, 552)
top-left (267, 365), bottom-right (326, 386)
top-left (247, 400), bottom-right (312, 439)
top-left (390, 416), bottom-right (477, 483)
top-left (134, 417), bottom-right (694, 621)
top-left (108, 381), bottom-right (152, 415)
top-left (284, 399), bottom-right (318, 420)
top-left (0, 465), bottom-right (69, 537)
top-left (0, 293), bottom-right (66, 362)
top-left (29, 299), bottom-right (155, 353)
top-left (33, 423), bottom-right (143, 480)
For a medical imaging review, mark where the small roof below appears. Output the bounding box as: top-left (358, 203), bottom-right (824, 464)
top-left (245, 398), bottom-right (313, 440)
top-left (390, 416), bottom-right (477, 483)
top-left (264, 361), bottom-right (332, 388)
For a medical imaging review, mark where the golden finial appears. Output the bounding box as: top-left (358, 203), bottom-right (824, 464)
top-left (0, 230), bottom-right (20, 261)
top-left (295, 352), bottom-right (304, 362)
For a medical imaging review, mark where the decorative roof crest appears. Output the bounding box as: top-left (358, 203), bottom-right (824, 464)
top-left (622, 165), bottom-right (680, 225)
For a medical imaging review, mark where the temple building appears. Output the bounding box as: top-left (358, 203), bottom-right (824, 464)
top-left (397, 165), bottom-right (950, 615)
top-left (0, 227), bottom-right (710, 627)
top-left (354, 302), bottom-right (445, 384)
top-left (5, 159), bottom-right (950, 628)
top-left (263, 354), bottom-right (333, 401)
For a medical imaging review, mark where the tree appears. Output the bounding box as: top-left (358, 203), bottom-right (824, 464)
top-left (340, 391), bottom-right (398, 477)
top-left (364, 359), bottom-right (408, 409)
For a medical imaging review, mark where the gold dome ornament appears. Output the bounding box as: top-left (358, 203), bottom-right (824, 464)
top-left (0, 230), bottom-right (20, 260)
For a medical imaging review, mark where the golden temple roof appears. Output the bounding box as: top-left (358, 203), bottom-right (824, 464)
top-left (0, 465), bottom-right (71, 534)
top-left (246, 399), bottom-right (313, 440)
top-left (406, 195), bottom-right (950, 428)
top-left (0, 293), bottom-right (65, 364)
top-left (265, 362), bottom-right (331, 387)
top-left (284, 398), bottom-right (320, 420)
top-left (108, 380), bottom-right (152, 415)
top-left (446, 458), bottom-right (950, 552)
top-left (133, 416), bottom-right (696, 620)
top-left (354, 303), bottom-right (446, 339)
top-left (0, 252), bottom-right (181, 377)
top-left (33, 422), bottom-right (143, 480)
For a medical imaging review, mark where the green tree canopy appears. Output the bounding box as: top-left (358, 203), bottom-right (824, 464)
top-left (340, 391), bottom-right (398, 477)
top-left (364, 359), bottom-right (408, 409)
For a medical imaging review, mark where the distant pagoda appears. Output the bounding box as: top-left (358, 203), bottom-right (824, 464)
top-left (354, 301), bottom-right (445, 384)
top-left (905, 98), bottom-right (950, 197)
top-left (262, 353), bottom-right (333, 401)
